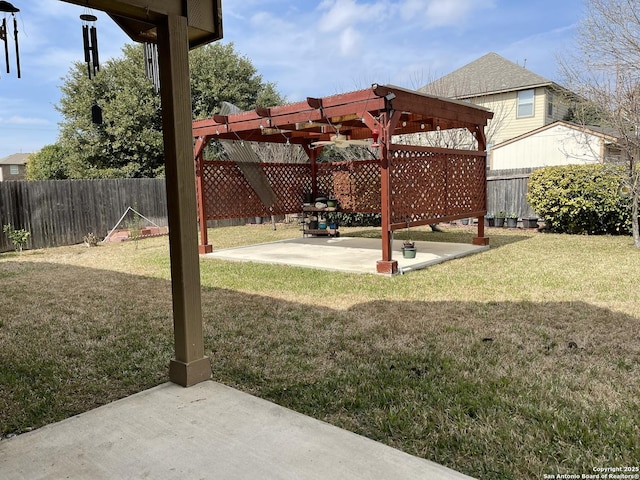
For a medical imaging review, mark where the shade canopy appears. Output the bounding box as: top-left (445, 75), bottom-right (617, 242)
top-left (192, 84), bottom-right (493, 148)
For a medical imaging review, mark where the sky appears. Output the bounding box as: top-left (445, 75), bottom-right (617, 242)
top-left (0, 0), bottom-right (585, 159)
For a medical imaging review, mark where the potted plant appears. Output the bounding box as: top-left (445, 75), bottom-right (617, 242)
top-left (402, 240), bottom-right (416, 258)
top-left (522, 216), bottom-right (539, 229)
top-left (506, 212), bottom-right (518, 228)
top-left (401, 220), bottom-right (416, 258)
top-left (485, 213), bottom-right (495, 227)
top-left (494, 211), bottom-right (506, 228)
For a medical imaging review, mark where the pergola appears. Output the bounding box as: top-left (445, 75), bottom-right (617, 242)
top-left (193, 84), bottom-right (494, 274)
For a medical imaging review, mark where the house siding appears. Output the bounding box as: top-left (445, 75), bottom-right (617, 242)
top-left (473, 87), bottom-right (552, 145)
top-left (490, 124), bottom-right (606, 169)
top-left (0, 164), bottom-right (26, 181)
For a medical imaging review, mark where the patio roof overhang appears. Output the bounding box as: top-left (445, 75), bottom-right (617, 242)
top-left (192, 84), bottom-right (493, 148)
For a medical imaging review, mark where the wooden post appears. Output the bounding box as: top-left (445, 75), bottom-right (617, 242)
top-left (309, 146), bottom-right (319, 198)
top-left (194, 136), bottom-right (212, 254)
top-left (473, 125), bottom-right (490, 246)
top-left (376, 113), bottom-right (398, 275)
top-left (157, 14), bottom-right (211, 387)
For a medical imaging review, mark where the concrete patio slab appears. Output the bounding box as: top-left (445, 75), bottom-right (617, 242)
top-left (0, 381), bottom-right (475, 480)
top-left (204, 236), bottom-right (489, 274)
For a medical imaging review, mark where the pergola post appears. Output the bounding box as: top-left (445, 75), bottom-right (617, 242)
top-left (376, 113), bottom-right (398, 275)
top-left (473, 125), bottom-right (490, 246)
top-left (309, 146), bottom-right (319, 197)
top-left (194, 136), bottom-right (213, 254)
top-left (157, 14), bottom-right (211, 387)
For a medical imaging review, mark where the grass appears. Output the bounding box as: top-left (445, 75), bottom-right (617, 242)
top-left (1, 222), bottom-right (639, 479)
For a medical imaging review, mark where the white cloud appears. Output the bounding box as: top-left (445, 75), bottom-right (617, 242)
top-left (338, 27), bottom-right (363, 57)
top-left (400, 0), bottom-right (497, 28)
top-left (317, 0), bottom-right (387, 33)
top-left (0, 116), bottom-right (50, 126)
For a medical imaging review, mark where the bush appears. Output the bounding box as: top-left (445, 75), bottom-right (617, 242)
top-left (329, 212), bottom-right (381, 227)
top-left (527, 164), bottom-right (631, 235)
top-left (3, 224), bottom-right (31, 252)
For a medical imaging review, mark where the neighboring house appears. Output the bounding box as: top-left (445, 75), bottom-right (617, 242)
top-left (0, 153), bottom-right (29, 181)
top-left (420, 52), bottom-right (573, 149)
top-left (490, 121), bottom-right (619, 170)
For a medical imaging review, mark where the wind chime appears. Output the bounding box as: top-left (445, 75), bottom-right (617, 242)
top-left (144, 42), bottom-right (160, 92)
top-left (0, 0), bottom-right (20, 78)
top-left (79, 10), bottom-right (103, 125)
top-left (80, 11), bottom-right (99, 79)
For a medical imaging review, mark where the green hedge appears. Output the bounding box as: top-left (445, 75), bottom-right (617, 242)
top-left (328, 212), bottom-right (381, 227)
top-left (527, 164), bottom-right (631, 235)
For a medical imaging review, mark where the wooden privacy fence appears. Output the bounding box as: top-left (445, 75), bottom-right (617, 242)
top-left (0, 179), bottom-right (168, 252)
top-left (487, 167), bottom-right (539, 218)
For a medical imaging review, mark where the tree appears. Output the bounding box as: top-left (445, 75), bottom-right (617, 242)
top-left (189, 42), bottom-right (284, 119)
top-left (52, 42), bottom-right (285, 179)
top-left (25, 144), bottom-right (68, 180)
top-left (56, 44), bottom-right (163, 178)
top-left (559, 0), bottom-right (640, 247)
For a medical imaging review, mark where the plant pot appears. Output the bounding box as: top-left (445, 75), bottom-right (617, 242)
top-left (326, 199), bottom-right (338, 208)
top-left (402, 246), bottom-right (417, 259)
top-left (506, 218), bottom-right (518, 228)
top-left (522, 218), bottom-right (539, 229)
top-left (461, 218), bottom-right (469, 225)
top-left (485, 218), bottom-right (495, 227)
top-left (255, 216), bottom-right (263, 224)
top-left (494, 217), bottom-right (505, 227)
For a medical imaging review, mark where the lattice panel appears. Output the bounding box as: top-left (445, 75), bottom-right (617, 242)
top-left (198, 150), bottom-right (484, 224)
top-left (316, 160), bottom-right (381, 212)
top-left (200, 161), bottom-right (312, 220)
top-left (261, 163), bottom-right (313, 214)
top-left (389, 147), bottom-right (486, 226)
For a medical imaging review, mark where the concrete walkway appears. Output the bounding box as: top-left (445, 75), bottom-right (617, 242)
top-left (0, 381), bottom-right (475, 479)
top-left (205, 236), bottom-right (488, 274)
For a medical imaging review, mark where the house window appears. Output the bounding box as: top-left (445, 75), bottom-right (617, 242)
top-left (10, 165), bottom-right (19, 175)
top-left (517, 89), bottom-right (534, 118)
top-left (547, 92), bottom-right (553, 117)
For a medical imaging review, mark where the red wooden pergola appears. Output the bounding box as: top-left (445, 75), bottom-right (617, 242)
top-left (193, 84), bottom-right (493, 275)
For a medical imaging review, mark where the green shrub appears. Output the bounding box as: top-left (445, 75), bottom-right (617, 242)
top-left (329, 212), bottom-right (381, 227)
top-left (3, 224), bottom-right (31, 252)
top-left (527, 164), bottom-right (631, 235)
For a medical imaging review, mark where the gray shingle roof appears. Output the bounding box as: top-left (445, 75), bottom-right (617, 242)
top-left (0, 153), bottom-right (30, 165)
top-left (420, 52), bottom-right (555, 98)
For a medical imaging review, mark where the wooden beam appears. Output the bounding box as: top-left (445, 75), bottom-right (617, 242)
top-left (60, 0), bottom-right (222, 48)
top-left (158, 14), bottom-right (211, 387)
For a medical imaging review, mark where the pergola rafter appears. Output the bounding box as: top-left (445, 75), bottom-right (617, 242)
top-left (194, 84), bottom-right (493, 275)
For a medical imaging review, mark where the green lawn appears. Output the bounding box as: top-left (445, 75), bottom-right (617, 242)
top-left (1, 223), bottom-right (638, 479)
